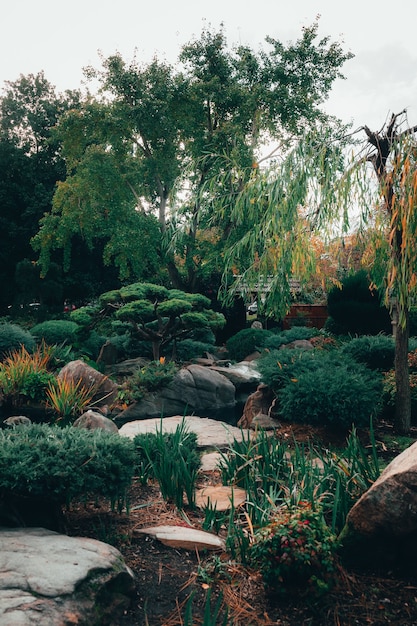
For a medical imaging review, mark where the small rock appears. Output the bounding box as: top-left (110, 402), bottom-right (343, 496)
top-left (135, 525), bottom-right (226, 551)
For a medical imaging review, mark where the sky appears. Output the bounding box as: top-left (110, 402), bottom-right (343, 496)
top-left (1, 0), bottom-right (417, 134)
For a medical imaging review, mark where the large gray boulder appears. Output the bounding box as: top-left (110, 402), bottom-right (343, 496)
top-left (340, 440), bottom-right (417, 567)
top-left (116, 364), bottom-right (236, 423)
top-left (0, 527), bottom-right (134, 625)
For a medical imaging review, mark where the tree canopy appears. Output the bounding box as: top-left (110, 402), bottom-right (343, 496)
top-left (32, 22), bottom-right (352, 292)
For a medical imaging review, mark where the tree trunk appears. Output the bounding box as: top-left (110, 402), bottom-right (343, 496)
top-left (394, 306), bottom-right (411, 434)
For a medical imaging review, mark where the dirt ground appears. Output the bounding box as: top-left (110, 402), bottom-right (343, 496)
top-left (64, 421), bottom-right (417, 626)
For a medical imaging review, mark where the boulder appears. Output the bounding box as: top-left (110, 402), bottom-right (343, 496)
top-left (340, 441), bottom-right (417, 568)
top-left (119, 415), bottom-right (251, 450)
top-left (237, 384), bottom-right (275, 428)
top-left (116, 364), bottom-right (235, 423)
top-left (280, 339), bottom-right (314, 350)
top-left (3, 415), bottom-right (32, 427)
top-left (58, 360), bottom-right (118, 408)
top-left (73, 410), bottom-right (119, 434)
top-left (0, 527), bottom-right (134, 625)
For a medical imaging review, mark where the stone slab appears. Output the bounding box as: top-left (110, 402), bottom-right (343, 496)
top-left (119, 415), bottom-right (251, 449)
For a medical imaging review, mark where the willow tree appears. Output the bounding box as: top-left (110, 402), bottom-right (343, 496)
top-left (218, 111), bottom-right (417, 434)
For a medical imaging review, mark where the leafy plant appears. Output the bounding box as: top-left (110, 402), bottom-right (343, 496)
top-left (0, 424), bottom-right (135, 513)
top-left (248, 503), bottom-right (338, 595)
top-left (133, 419), bottom-right (200, 508)
top-left (0, 343), bottom-right (54, 404)
top-left (46, 377), bottom-right (94, 425)
top-left (218, 425), bottom-right (380, 538)
top-left (123, 360), bottom-right (178, 402)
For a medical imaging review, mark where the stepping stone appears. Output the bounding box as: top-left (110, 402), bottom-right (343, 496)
top-left (195, 485), bottom-right (247, 511)
top-left (199, 451), bottom-right (224, 472)
top-left (135, 525), bottom-right (226, 551)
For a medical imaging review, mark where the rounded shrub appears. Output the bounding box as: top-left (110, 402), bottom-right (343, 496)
top-left (226, 328), bottom-right (271, 362)
top-left (0, 323), bottom-right (35, 357)
top-left (276, 352), bottom-right (382, 429)
top-left (31, 320), bottom-right (80, 346)
top-left (340, 335), bottom-right (395, 371)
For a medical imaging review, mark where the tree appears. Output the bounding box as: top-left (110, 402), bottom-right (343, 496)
top-left (72, 282), bottom-right (225, 360)
top-left (216, 112), bottom-right (417, 434)
top-left (34, 23), bottom-right (352, 291)
top-left (0, 73), bottom-right (85, 309)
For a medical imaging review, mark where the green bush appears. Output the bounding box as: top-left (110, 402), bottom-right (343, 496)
top-left (175, 339), bottom-right (214, 362)
top-left (248, 505), bottom-right (338, 595)
top-left (0, 424), bottom-right (135, 512)
top-left (0, 323), bottom-right (35, 357)
top-left (277, 353), bottom-right (382, 429)
top-left (31, 320), bottom-right (80, 346)
top-left (123, 360), bottom-right (178, 402)
top-left (326, 270), bottom-right (391, 335)
top-left (264, 327), bottom-right (320, 350)
top-left (340, 335), bottom-right (395, 371)
top-left (259, 349), bottom-right (382, 429)
top-left (226, 328), bottom-right (271, 362)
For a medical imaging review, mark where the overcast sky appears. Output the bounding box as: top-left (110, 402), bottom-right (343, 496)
top-left (2, 0), bottom-right (416, 133)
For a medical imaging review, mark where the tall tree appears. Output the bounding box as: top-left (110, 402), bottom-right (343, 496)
top-left (0, 73), bottom-right (83, 309)
top-left (217, 111), bottom-right (417, 434)
top-left (34, 23), bottom-right (352, 291)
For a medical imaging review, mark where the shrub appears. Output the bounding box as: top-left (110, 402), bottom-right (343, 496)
top-left (340, 335), bottom-right (395, 371)
top-left (175, 339), bottom-right (214, 362)
top-left (226, 328), bottom-right (271, 362)
top-left (0, 323), bottom-right (35, 357)
top-left (0, 424), bottom-right (135, 513)
top-left (132, 420), bottom-right (200, 507)
top-left (123, 360), bottom-right (178, 403)
top-left (276, 352), bottom-right (382, 429)
top-left (258, 349), bottom-right (382, 429)
top-left (326, 270), bottom-right (391, 335)
top-left (264, 327), bottom-right (320, 350)
top-left (0, 344), bottom-right (55, 404)
top-left (248, 504), bottom-right (338, 595)
top-left (31, 320), bottom-right (80, 346)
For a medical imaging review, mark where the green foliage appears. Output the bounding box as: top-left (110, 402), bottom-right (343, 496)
top-left (326, 271), bottom-right (392, 336)
top-left (0, 424), bottom-right (135, 512)
top-left (95, 281), bottom-right (225, 360)
top-left (263, 326), bottom-right (320, 350)
top-left (0, 344), bottom-right (54, 404)
top-left (258, 349), bottom-right (382, 428)
top-left (46, 378), bottom-right (94, 425)
top-left (31, 320), bottom-right (80, 346)
top-left (219, 425), bottom-right (380, 540)
top-left (0, 323), bottom-right (35, 357)
top-left (248, 504), bottom-right (338, 595)
top-left (278, 355), bottom-right (381, 429)
top-left (175, 339), bottom-right (215, 362)
top-left (132, 420), bottom-right (200, 507)
top-left (122, 360), bottom-right (178, 403)
top-left (340, 334), bottom-right (395, 371)
top-left (226, 328), bottom-right (271, 362)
